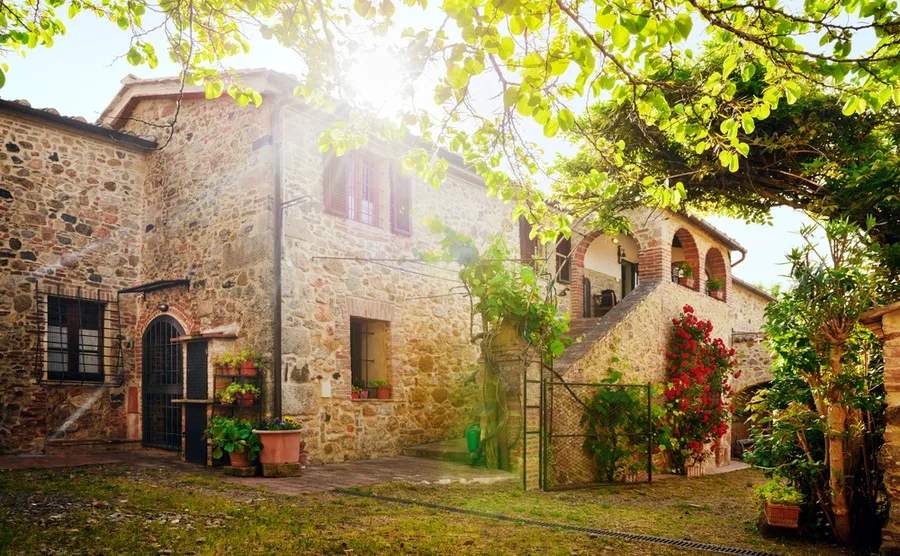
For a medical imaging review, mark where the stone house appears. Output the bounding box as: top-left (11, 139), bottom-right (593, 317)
top-left (0, 70), bottom-right (774, 468)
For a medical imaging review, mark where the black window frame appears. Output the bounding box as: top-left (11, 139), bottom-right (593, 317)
top-left (46, 295), bottom-right (105, 382)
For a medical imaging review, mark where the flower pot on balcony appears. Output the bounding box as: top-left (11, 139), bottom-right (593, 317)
top-left (679, 277), bottom-right (694, 289)
top-left (254, 429), bottom-right (303, 465)
top-left (239, 392), bottom-right (256, 407)
top-left (376, 387), bottom-right (391, 400)
top-left (764, 503), bottom-right (801, 528)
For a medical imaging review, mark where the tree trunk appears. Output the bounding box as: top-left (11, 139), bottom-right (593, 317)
top-left (828, 346), bottom-right (851, 543)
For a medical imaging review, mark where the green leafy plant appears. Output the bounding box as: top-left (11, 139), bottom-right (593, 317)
top-left (754, 480), bottom-right (804, 507)
top-left (368, 379), bottom-right (390, 389)
top-left (673, 261), bottom-right (693, 279)
top-left (218, 382), bottom-right (260, 404)
top-left (211, 352), bottom-right (236, 369)
top-left (204, 416), bottom-right (260, 461)
top-left (581, 365), bottom-right (667, 482)
top-left (235, 349), bottom-right (266, 369)
top-left (706, 278), bottom-right (724, 293)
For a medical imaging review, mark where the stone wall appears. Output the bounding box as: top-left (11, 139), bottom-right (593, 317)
top-left (115, 95), bottom-right (280, 437)
top-left (277, 106), bottom-right (521, 463)
top-left (0, 108), bottom-right (150, 452)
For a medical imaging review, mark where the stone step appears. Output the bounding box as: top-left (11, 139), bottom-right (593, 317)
top-left (45, 438), bottom-right (142, 455)
top-left (403, 438), bottom-right (472, 465)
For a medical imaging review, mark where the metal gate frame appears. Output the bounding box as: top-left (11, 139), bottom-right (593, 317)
top-left (142, 316), bottom-right (184, 451)
top-left (524, 360), bottom-right (654, 491)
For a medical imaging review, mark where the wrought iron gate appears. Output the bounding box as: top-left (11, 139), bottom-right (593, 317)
top-left (526, 364), bottom-right (654, 491)
top-left (142, 316), bottom-right (183, 451)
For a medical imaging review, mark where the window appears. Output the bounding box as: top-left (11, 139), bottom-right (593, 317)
top-left (46, 296), bottom-right (104, 381)
top-left (324, 152), bottom-right (412, 234)
top-left (324, 152), bottom-right (380, 226)
top-left (518, 216), bottom-right (536, 267)
top-left (556, 236), bottom-right (571, 283)
top-left (350, 317), bottom-right (389, 391)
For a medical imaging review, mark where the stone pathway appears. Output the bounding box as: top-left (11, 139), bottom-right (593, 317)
top-left (223, 456), bottom-right (515, 494)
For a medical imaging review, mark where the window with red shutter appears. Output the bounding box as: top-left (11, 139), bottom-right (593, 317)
top-left (390, 162), bottom-right (412, 236)
top-left (323, 153), bottom-right (349, 217)
top-left (556, 236), bottom-right (571, 283)
top-left (518, 216), bottom-right (536, 266)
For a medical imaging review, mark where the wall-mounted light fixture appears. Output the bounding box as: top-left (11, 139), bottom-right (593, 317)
top-left (157, 303), bottom-right (169, 313)
top-left (617, 245), bottom-right (626, 264)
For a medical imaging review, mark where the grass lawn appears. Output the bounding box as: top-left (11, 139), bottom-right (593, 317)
top-left (0, 463), bottom-right (850, 555)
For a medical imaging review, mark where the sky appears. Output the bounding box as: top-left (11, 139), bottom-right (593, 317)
top-left (2, 13), bottom-right (821, 289)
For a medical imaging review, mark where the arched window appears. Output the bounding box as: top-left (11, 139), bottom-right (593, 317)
top-left (704, 248), bottom-right (728, 301)
top-left (670, 228), bottom-right (700, 291)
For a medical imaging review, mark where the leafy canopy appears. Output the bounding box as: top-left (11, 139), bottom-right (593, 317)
top-left (3, 0), bottom-right (900, 239)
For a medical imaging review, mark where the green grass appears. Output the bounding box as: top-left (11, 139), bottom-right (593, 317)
top-left (0, 464), bottom-right (851, 555)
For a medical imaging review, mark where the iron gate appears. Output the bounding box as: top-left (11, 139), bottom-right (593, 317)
top-left (142, 316), bottom-right (183, 451)
top-left (536, 373), bottom-right (654, 490)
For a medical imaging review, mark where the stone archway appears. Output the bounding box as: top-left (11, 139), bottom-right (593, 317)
top-left (704, 247), bottom-right (728, 301)
top-left (569, 231), bottom-right (641, 321)
top-left (671, 228), bottom-right (700, 291)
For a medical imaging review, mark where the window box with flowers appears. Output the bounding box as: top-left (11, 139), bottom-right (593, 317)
top-left (706, 278), bottom-right (725, 300)
top-left (755, 480), bottom-right (803, 529)
top-left (672, 261), bottom-right (694, 288)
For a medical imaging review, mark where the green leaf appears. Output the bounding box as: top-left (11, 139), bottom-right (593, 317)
top-left (674, 13), bottom-right (692, 40)
top-left (126, 46), bottom-right (142, 66)
top-left (0, 68), bottom-right (5, 89)
top-left (741, 113), bottom-right (755, 134)
top-left (543, 117), bottom-right (559, 138)
top-left (741, 64), bottom-right (756, 82)
top-left (596, 11), bottom-right (617, 30)
top-left (446, 65), bottom-right (469, 89)
top-left (841, 97), bottom-right (857, 116)
top-left (611, 25), bottom-right (630, 49)
top-left (204, 80), bottom-right (224, 99)
top-left (503, 85), bottom-right (519, 108)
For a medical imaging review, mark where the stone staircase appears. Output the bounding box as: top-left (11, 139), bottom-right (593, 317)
top-left (403, 438), bottom-right (471, 465)
top-left (553, 280), bottom-right (660, 375)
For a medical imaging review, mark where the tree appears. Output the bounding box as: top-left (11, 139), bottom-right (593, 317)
top-left (559, 58), bottom-right (900, 271)
top-left (3, 0), bottom-right (899, 240)
top-left (748, 218), bottom-right (888, 543)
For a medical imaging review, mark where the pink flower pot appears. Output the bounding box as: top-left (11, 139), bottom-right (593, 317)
top-left (254, 429), bottom-right (303, 465)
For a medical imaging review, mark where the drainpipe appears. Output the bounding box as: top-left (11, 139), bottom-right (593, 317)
top-left (731, 250), bottom-right (747, 268)
top-left (272, 102), bottom-right (285, 419)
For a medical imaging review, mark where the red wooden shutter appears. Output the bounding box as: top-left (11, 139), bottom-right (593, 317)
top-left (556, 235), bottom-right (571, 282)
top-left (518, 216), bottom-right (536, 266)
top-left (390, 162), bottom-right (412, 235)
top-left (323, 153), bottom-right (349, 217)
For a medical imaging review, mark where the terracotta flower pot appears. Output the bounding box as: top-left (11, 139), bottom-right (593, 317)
top-left (223, 364), bottom-right (238, 376)
top-left (239, 392), bottom-right (256, 406)
top-left (679, 277), bottom-right (694, 289)
top-left (686, 464), bottom-right (705, 478)
top-left (376, 386), bottom-right (391, 400)
top-left (361, 390), bottom-right (369, 399)
top-left (254, 429), bottom-right (303, 465)
top-left (240, 361), bottom-right (258, 376)
top-left (351, 392), bottom-right (359, 400)
top-left (229, 449), bottom-right (251, 468)
top-left (765, 503), bottom-right (800, 528)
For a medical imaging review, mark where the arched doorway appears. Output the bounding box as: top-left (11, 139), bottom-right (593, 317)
top-left (142, 315), bottom-right (184, 451)
top-left (572, 232), bottom-right (640, 318)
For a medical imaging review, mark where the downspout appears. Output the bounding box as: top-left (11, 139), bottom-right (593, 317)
top-left (272, 102), bottom-right (285, 419)
top-left (731, 250), bottom-right (746, 268)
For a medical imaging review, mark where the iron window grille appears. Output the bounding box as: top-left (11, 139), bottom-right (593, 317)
top-left (33, 285), bottom-right (125, 386)
top-left (350, 318), bottom-right (375, 388)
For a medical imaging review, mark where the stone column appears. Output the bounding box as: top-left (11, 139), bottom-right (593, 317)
top-left (861, 302), bottom-right (900, 554)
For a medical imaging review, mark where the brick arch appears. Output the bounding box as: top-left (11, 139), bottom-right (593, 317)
top-left (569, 231), bottom-right (640, 320)
top-left (671, 228), bottom-right (700, 291)
top-left (704, 247), bottom-right (728, 301)
top-left (132, 304), bottom-right (197, 382)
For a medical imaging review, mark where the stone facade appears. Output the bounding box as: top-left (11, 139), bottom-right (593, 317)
top-left (0, 105), bottom-right (149, 452)
top-left (1, 72), bottom-right (773, 474)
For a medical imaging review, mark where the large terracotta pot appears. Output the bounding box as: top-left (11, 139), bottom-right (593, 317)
top-left (765, 502), bottom-right (801, 528)
top-left (254, 429), bottom-right (302, 464)
top-left (239, 392), bottom-right (256, 406)
top-left (229, 449), bottom-right (251, 468)
top-left (376, 387), bottom-right (391, 400)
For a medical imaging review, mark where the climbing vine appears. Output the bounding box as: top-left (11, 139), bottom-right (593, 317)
top-left (663, 305), bottom-right (739, 473)
top-left (418, 219), bottom-right (570, 470)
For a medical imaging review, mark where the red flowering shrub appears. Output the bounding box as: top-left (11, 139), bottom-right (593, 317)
top-left (663, 305), bottom-right (740, 473)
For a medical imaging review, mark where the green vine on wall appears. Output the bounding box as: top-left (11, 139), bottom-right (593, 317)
top-left (417, 219), bottom-right (570, 470)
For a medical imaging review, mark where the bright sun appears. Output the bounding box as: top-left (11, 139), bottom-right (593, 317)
top-left (345, 49), bottom-right (410, 115)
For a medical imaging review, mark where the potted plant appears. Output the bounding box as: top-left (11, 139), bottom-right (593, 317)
top-left (673, 261), bottom-right (694, 288)
top-left (212, 352), bottom-right (237, 376)
top-left (707, 278), bottom-right (724, 299)
top-left (755, 480), bottom-right (803, 529)
top-left (370, 379), bottom-right (391, 400)
top-left (205, 416), bottom-right (261, 468)
top-left (235, 349), bottom-right (264, 377)
top-left (253, 416), bottom-right (303, 465)
top-left (351, 385), bottom-right (361, 400)
top-left (219, 382), bottom-right (260, 406)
